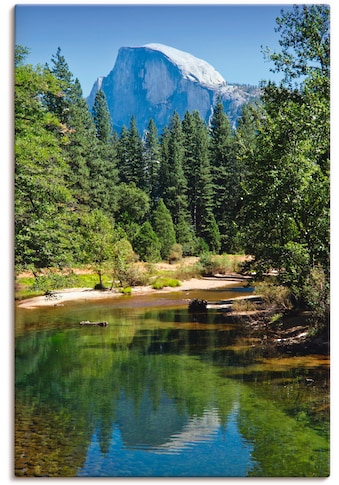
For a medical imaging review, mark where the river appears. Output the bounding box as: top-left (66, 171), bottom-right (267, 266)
top-left (15, 286), bottom-right (330, 477)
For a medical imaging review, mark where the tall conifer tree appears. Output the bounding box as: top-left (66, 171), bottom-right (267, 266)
top-left (159, 112), bottom-right (189, 225)
top-left (152, 198), bottom-right (176, 259)
top-left (143, 118), bottom-right (160, 200)
top-left (209, 98), bottom-right (238, 251)
top-left (91, 89), bottom-right (119, 215)
top-left (92, 89), bottom-right (112, 143)
top-left (182, 111), bottom-right (218, 250)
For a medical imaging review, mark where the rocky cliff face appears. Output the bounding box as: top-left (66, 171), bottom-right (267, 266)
top-left (87, 43), bottom-right (259, 133)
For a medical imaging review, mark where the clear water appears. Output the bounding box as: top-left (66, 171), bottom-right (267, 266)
top-left (15, 288), bottom-right (330, 477)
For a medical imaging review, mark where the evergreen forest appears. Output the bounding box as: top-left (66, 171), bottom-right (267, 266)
top-left (15, 6), bottom-right (330, 324)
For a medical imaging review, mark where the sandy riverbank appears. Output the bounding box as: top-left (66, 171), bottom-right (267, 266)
top-left (17, 274), bottom-right (249, 309)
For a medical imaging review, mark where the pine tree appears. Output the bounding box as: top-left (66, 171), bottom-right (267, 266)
top-left (143, 118), bottom-right (160, 200)
top-left (92, 89), bottom-right (112, 142)
top-left (133, 221), bottom-right (161, 262)
top-left (159, 112), bottom-right (189, 225)
top-left (152, 199), bottom-right (176, 259)
top-left (91, 89), bottom-right (119, 216)
top-left (45, 50), bottom-right (92, 208)
top-left (45, 47), bottom-right (74, 125)
top-left (182, 111), bottom-right (217, 249)
top-left (117, 116), bottom-right (144, 188)
top-left (175, 210), bottom-right (196, 256)
top-left (209, 98), bottom-right (238, 252)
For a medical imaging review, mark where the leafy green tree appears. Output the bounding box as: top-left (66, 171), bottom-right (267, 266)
top-left (78, 209), bottom-right (115, 288)
top-left (152, 199), bottom-right (176, 259)
top-left (241, 5), bottom-right (330, 312)
top-left (45, 50), bottom-right (92, 208)
top-left (133, 221), bottom-right (161, 262)
top-left (115, 182), bottom-right (150, 226)
top-left (15, 46), bottom-right (74, 271)
top-left (264, 4), bottom-right (330, 87)
top-left (111, 238), bottom-right (136, 288)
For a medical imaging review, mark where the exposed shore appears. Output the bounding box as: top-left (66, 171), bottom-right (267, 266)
top-left (17, 274), bottom-right (250, 309)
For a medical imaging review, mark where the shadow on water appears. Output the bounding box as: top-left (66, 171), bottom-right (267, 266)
top-left (15, 287), bottom-right (329, 477)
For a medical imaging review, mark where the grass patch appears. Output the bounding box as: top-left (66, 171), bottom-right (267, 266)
top-left (166, 263), bottom-right (203, 281)
top-left (270, 312), bottom-right (284, 324)
top-left (152, 277), bottom-right (182, 289)
top-left (15, 270), bottom-right (112, 300)
top-left (118, 286), bottom-right (132, 295)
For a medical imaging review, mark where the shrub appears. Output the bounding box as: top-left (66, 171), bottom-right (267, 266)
top-left (168, 243), bottom-right (183, 264)
top-left (301, 264), bottom-right (329, 328)
top-left (119, 286), bottom-right (132, 295)
top-left (30, 270), bottom-right (77, 292)
top-left (115, 265), bottom-right (150, 288)
top-left (199, 253), bottom-right (240, 276)
top-left (255, 281), bottom-right (292, 310)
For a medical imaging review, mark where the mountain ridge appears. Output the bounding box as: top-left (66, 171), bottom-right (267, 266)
top-left (87, 43), bottom-right (260, 133)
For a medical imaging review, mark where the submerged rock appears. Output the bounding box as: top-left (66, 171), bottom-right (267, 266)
top-left (188, 298), bottom-right (208, 313)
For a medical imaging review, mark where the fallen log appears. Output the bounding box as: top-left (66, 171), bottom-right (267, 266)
top-left (80, 320), bottom-right (108, 327)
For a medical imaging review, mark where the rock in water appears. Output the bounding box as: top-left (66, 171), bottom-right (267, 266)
top-left (188, 298), bottom-right (208, 313)
top-left (87, 43), bottom-right (259, 133)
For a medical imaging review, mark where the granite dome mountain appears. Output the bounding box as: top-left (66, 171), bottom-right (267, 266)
top-left (87, 43), bottom-right (259, 133)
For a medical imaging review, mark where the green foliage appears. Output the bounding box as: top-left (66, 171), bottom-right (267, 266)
top-left (168, 243), bottom-right (183, 264)
top-left (175, 210), bottom-right (196, 256)
top-left (115, 182), bottom-right (150, 225)
top-left (111, 238), bottom-right (137, 288)
top-left (119, 286), bottom-right (132, 295)
top-left (159, 112), bottom-right (189, 225)
top-left (255, 281), bottom-right (292, 310)
top-left (92, 89), bottom-right (112, 142)
top-left (117, 116), bottom-right (144, 188)
top-left (209, 98), bottom-right (240, 252)
top-left (15, 48), bottom-right (74, 270)
top-left (264, 5), bottom-right (330, 86)
top-left (133, 221), bottom-right (161, 262)
top-left (143, 118), bottom-right (160, 199)
top-left (301, 264), bottom-right (329, 328)
top-left (240, 5), bottom-right (329, 319)
top-left (152, 198), bottom-right (176, 259)
top-left (151, 277), bottom-right (181, 289)
top-left (77, 209), bottom-right (115, 287)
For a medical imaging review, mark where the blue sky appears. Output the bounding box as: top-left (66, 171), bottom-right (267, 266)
top-left (15, 3), bottom-right (294, 96)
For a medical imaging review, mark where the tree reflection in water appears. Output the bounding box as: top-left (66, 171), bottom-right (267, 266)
top-left (15, 300), bottom-right (329, 477)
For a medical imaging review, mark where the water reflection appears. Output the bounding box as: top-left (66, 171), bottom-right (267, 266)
top-left (15, 292), bottom-right (329, 477)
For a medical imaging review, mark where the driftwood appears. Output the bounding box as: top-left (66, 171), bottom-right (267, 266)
top-left (80, 320), bottom-right (108, 327)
